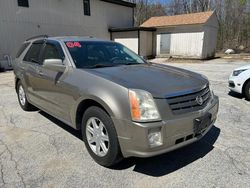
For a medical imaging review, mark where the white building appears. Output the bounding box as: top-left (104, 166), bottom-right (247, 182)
top-left (109, 27), bottom-right (156, 58)
top-left (111, 11), bottom-right (219, 59)
top-left (0, 0), bottom-right (135, 70)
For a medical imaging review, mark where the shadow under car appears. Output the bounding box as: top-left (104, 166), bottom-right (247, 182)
top-left (39, 110), bottom-right (220, 177)
top-left (228, 91), bottom-right (245, 100)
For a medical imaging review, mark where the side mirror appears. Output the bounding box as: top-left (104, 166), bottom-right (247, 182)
top-left (43, 59), bottom-right (66, 72)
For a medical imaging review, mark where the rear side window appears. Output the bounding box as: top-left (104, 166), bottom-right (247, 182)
top-left (16, 42), bottom-right (30, 58)
top-left (23, 43), bottom-right (43, 64)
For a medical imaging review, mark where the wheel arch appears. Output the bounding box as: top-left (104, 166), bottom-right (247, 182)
top-left (242, 78), bottom-right (250, 95)
top-left (74, 98), bottom-right (114, 130)
top-left (15, 77), bottom-right (21, 92)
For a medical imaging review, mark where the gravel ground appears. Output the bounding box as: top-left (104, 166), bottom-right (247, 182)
top-left (0, 58), bottom-right (250, 188)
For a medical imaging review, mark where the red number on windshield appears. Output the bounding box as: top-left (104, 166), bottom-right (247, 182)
top-left (66, 42), bottom-right (81, 48)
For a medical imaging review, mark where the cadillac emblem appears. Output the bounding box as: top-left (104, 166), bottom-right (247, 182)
top-left (196, 96), bottom-right (203, 105)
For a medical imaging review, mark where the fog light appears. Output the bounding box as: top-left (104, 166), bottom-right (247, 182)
top-left (148, 129), bottom-right (162, 147)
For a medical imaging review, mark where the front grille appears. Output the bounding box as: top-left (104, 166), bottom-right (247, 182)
top-left (167, 85), bottom-right (211, 115)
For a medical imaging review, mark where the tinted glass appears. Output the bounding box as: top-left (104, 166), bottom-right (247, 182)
top-left (65, 41), bottom-right (145, 68)
top-left (42, 43), bottom-right (62, 61)
top-left (23, 43), bottom-right (43, 63)
top-left (16, 42), bottom-right (30, 58)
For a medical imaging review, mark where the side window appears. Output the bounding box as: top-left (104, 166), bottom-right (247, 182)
top-left (16, 42), bottom-right (30, 58)
top-left (23, 43), bottom-right (43, 64)
top-left (42, 43), bottom-right (62, 62)
top-left (83, 0), bottom-right (90, 16)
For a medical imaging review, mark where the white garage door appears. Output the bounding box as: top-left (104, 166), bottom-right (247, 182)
top-left (170, 32), bottom-right (204, 57)
top-left (114, 38), bottom-right (138, 54)
top-left (157, 32), bottom-right (204, 57)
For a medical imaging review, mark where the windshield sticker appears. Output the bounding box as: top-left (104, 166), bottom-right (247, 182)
top-left (66, 42), bottom-right (82, 48)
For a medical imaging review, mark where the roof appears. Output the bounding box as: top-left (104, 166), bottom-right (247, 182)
top-left (109, 27), bottom-right (156, 32)
top-left (55, 36), bottom-right (113, 43)
top-left (25, 35), bottom-right (113, 43)
top-left (141, 11), bottom-right (214, 28)
top-left (101, 0), bottom-right (136, 8)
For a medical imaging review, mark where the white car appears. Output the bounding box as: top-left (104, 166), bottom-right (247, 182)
top-left (229, 65), bottom-right (250, 100)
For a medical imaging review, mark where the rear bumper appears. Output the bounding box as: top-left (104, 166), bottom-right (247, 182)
top-left (113, 96), bottom-right (219, 158)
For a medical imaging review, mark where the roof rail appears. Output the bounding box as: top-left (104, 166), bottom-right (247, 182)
top-left (25, 35), bottom-right (49, 41)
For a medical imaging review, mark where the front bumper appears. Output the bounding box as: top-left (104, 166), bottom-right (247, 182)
top-left (113, 96), bottom-right (219, 158)
top-left (228, 76), bottom-right (243, 94)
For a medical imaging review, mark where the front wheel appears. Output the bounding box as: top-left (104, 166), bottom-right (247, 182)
top-left (81, 106), bottom-right (123, 167)
top-left (244, 81), bottom-right (250, 101)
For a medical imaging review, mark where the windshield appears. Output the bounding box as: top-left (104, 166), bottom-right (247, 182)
top-left (65, 41), bottom-right (145, 68)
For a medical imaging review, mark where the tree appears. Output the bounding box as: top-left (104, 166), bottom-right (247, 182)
top-left (127, 0), bottom-right (166, 25)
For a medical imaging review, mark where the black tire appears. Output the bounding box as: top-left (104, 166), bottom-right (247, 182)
top-left (17, 81), bottom-right (36, 111)
top-left (244, 81), bottom-right (250, 101)
top-left (81, 106), bottom-right (123, 167)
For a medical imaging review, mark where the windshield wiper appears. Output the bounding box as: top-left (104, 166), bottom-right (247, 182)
top-left (124, 62), bottom-right (140, 65)
top-left (85, 64), bottom-right (115, 69)
top-left (114, 60), bottom-right (140, 66)
top-left (84, 62), bottom-right (141, 69)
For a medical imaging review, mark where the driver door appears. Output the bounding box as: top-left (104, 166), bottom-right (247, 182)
top-left (35, 41), bottom-right (72, 122)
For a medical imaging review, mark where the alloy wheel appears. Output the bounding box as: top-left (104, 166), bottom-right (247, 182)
top-left (86, 117), bottom-right (109, 157)
top-left (19, 85), bottom-right (26, 106)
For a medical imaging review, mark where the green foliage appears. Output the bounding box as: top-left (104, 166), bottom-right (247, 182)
top-left (239, 0), bottom-right (247, 6)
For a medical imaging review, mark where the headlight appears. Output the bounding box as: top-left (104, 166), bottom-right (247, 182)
top-left (233, 69), bottom-right (247, 76)
top-left (129, 89), bottom-right (161, 122)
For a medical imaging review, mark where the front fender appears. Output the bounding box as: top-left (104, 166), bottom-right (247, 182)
top-left (73, 94), bottom-right (115, 118)
top-left (69, 79), bottom-right (131, 129)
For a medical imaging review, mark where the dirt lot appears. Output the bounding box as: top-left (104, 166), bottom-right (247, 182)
top-left (0, 59), bottom-right (250, 188)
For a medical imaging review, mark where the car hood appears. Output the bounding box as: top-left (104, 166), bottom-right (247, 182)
top-left (84, 63), bottom-right (208, 98)
top-left (234, 64), bottom-right (250, 71)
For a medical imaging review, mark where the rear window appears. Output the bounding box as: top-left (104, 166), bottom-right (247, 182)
top-left (23, 43), bottom-right (43, 63)
top-left (16, 42), bottom-right (30, 58)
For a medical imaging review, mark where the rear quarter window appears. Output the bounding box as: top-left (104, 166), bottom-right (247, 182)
top-left (16, 42), bottom-right (30, 58)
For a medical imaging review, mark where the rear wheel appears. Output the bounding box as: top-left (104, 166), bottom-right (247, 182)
top-left (17, 81), bottom-right (36, 111)
top-left (81, 106), bottom-right (123, 167)
top-left (244, 81), bottom-right (250, 101)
